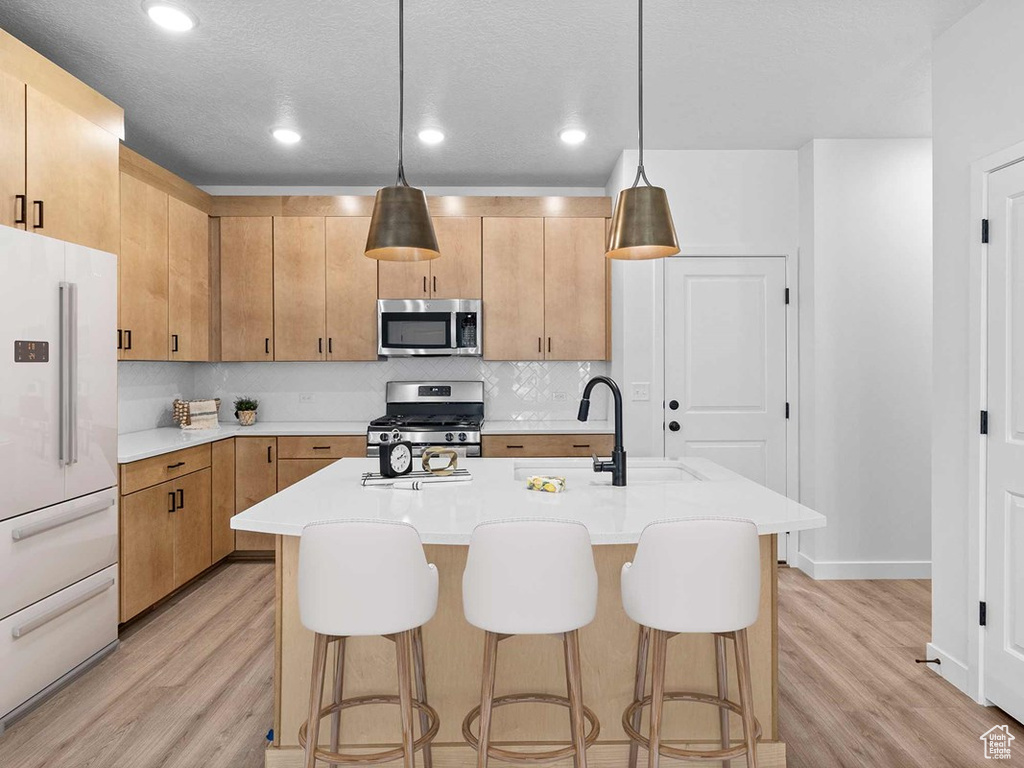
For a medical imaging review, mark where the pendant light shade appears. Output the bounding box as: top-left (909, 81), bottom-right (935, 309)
top-left (607, 0), bottom-right (680, 260)
top-left (366, 0), bottom-right (439, 262)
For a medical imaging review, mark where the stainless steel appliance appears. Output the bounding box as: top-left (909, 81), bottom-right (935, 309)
top-left (0, 227), bottom-right (119, 732)
top-left (377, 299), bottom-right (482, 357)
top-left (367, 381), bottom-right (484, 458)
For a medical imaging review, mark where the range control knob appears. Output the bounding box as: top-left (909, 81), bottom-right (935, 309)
top-left (458, 432), bottom-right (468, 442)
top-left (379, 432), bottom-right (390, 442)
top-left (445, 432), bottom-right (454, 443)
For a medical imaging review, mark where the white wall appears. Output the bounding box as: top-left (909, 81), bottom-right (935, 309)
top-left (930, 0), bottom-right (1024, 695)
top-left (606, 149), bottom-right (800, 456)
top-left (795, 139), bottom-right (933, 580)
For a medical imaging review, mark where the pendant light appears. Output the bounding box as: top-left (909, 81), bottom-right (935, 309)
top-left (606, 0), bottom-right (680, 260)
top-left (365, 0), bottom-right (440, 262)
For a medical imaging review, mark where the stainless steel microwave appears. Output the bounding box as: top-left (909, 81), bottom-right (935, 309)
top-left (377, 299), bottom-right (482, 357)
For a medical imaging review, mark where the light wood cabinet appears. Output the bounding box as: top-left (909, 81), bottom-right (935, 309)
top-left (168, 196), bottom-right (210, 361)
top-left (25, 87), bottom-right (119, 254)
top-left (235, 436), bottom-right (277, 551)
top-left (278, 459), bottom-right (336, 491)
top-left (378, 217), bottom-right (481, 298)
top-left (221, 217), bottom-right (275, 361)
top-left (119, 443), bottom-right (210, 495)
top-left (326, 217), bottom-right (378, 360)
top-left (543, 218), bottom-right (607, 360)
top-left (483, 218), bottom-right (546, 361)
top-left (482, 433), bottom-right (615, 458)
top-left (277, 436), bottom-right (365, 460)
top-left (274, 217), bottom-right (326, 361)
top-left (119, 172), bottom-right (168, 360)
top-left (0, 70), bottom-right (25, 230)
top-left (171, 468), bottom-right (212, 588)
top-left (211, 439), bottom-right (236, 562)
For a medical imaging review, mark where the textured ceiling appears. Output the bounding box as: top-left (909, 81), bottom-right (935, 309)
top-left (0, 0), bottom-right (981, 187)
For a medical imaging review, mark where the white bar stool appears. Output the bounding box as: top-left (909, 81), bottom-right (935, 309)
top-left (621, 518), bottom-right (762, 768)
top-left (461, 519), bottom-right (601, 767)
top-left (297, 520), bottom-right (440, 768)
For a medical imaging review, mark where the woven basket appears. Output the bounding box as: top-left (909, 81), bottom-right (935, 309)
top-left (172, 398), bottom-right (221, 427)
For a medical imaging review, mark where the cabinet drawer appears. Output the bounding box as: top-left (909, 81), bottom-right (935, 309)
top-left (0, 565), bottom-right (118, 720)
top-left (0, 489), bottom-right (117, 621)
top-left (277, 436), bottom-right (364, 459)
top-left (120, 444), bottom-right (212, 494)
top-left (482, 434), bottom-right (615, 458)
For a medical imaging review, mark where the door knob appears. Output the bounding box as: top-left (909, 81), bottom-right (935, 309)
top-left (668, 421), bottom-right (680, 432)
top-left (668, 400), bottom-right (679, 410)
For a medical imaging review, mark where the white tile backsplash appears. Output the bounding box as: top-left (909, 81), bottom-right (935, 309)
top-left (119, 359), bottom-right (609, 433)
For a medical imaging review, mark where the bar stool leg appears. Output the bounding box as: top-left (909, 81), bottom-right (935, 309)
top-left (476, 631), bottom-right (500, 768)
top-left (412, 627), bottom-right (433, 768)
top-left (562, 633), bottom-right (580, 768)
top-left (715, 634), bottom-right (731, 768)
top-left (396, 631), bottom-right (417, 768)
top-left (563, 630), bottom-right (589, 768)
top-left (628, 625), bottom-right (651, 768)
top-left (734, 629), bottom-right (758, 768)
top-left (329, 637), bottom-right (346, 768)
top-left (304, 632), bottom-right (329, 768)
top-left (647, 629), bottom-right (667, 768)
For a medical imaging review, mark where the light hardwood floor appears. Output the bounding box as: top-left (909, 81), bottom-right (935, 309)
top-left (2, 563), bottom-right (1022, 767)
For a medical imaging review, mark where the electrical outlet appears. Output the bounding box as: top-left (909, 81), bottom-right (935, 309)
top-left (631, 382), bottom-right (650, 402)
top-left (299, 393), bottom-right (316, 404)
top-left (553, 391), bottom-right (568, 402)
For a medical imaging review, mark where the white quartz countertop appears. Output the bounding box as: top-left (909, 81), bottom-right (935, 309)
top-left (117, 420), bottom-right (615, 463)
top-left (231, 457), bottom-right (825, 544)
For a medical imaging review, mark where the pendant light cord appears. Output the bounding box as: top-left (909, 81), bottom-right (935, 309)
top-left (396, 0), bottom-right (409, 186)
top-left (631, 0), bottom-right (652, 188)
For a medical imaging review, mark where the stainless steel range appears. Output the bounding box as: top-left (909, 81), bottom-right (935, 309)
top-left (366, 381), bottom-right (484, 458)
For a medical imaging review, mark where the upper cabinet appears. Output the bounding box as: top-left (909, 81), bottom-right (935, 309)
top-left (220, 217), bottom-right (275, 361)
top-left (378, 216), bottom-right (482, 299)
top-left (483, 217), bottom-right (608, 362)
top-left (0, 70), bottom-right (25, 230)
top-left (326, 217), bottom-right (378, 361)
top-left (167, 196), bottom-right (210, 361)
top-left (274, 217), bottom-right (327, 361)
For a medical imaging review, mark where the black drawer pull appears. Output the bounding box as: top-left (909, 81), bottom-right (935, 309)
top-left (572, 444), bottom-right (590, 448)
top-left (312, 446), bottom-right (331, 450)
top-left (167, 461), bottom-right (185, 469)
top-left (506, 444), bottom-right (524, 449)
top-left (14, 194), bottom-right (26, 224)
top-left (168, 491), bottom-right (176, 513)
top-left (176, 489), bottom-right (184, 508)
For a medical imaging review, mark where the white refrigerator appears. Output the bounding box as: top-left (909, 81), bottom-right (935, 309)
top-left (0, 226), bottom-right (119, 733)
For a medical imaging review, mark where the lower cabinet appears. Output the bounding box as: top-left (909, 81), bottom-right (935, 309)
top-left (235, 436), bottom-right (278, 551)
top-left (211, 438), bottom-right (236, 562)
top-left (482, 433), bottom-right (615, 458)
top-left (120, 468), bottom-right (211, 622)
top-left (278, 459), bottom-right (337, 490)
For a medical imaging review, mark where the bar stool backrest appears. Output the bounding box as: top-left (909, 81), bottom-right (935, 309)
top-left (463, 519), bottom-right (598, 635)
top-left (621, 517), bottom-right (760, 633)
top-left (298, 519), bottom-right (439, 637)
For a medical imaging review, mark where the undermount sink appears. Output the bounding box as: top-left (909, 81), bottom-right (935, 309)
top-left (512, 458), bottom-right (702, 485)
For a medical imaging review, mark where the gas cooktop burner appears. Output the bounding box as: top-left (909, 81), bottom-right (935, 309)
top-left (369, 414), bottom-right (483, 430)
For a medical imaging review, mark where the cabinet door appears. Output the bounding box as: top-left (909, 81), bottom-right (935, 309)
top-left (25, 87), bottom-right (119, 254)
top-left (326, 217), bottom-right (378, 361)
top-left (168, 197), bottom-right (210, 361)
top-left (378, 256), bottom-right (430, 299)
top-left (0, 71), bottom-right (25, 229)
top-left (220, 217), bottom-right (274, 360)
top-left (119, 173), bottom-right (169, 360)
top-left (274, 217), bottom-right (326, 360)
top-left (211, 439), bottom-right (236, 562)
top-left (172, 468), bottom-right (212, 588)
top-left (543, 218), bottom-right (607, 360)
top-left (430, 217), bottom-right (481, 298)
top-left (278, 458), bottom-right (337, 491)
top-left (482, 218), bottom-right (545, 361)
top-left (120, 481), bottom-right (175, 621)
top-left (235, 436), bottom-right (277, 551)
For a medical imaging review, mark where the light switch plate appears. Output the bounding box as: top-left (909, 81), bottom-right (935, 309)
top-left (299, 393), bottom-right (316, 404)
top-left (631, 382), bottom-right (650, 402)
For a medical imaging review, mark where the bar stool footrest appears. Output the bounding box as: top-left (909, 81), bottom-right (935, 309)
top-left (463, 692), bottom-right (601, 765)
top-left (299, 694), bottom-right (440, 767)
top-left (622, 690), bottom-right (762, 762)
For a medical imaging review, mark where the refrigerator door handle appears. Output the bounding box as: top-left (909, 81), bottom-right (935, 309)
top-left (68, 283), bottom-right (79, 465)
top-left (58, 283), bottom-right (71, 467)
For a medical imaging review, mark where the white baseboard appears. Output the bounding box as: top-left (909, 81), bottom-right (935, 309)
top-left (925, 642), bottom-right (969, 694)
top-left (793, 551), bottom-right (931, 580)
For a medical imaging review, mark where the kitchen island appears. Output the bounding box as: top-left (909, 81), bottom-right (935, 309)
top-left (232, 457), bottom-right (825, 768)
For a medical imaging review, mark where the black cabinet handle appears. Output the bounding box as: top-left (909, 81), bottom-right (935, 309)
top-left (318, 337), bottom-right (323, 354)
top-left (668, 421), bottom-right (681, 432)
top-left (312, 446), bottom-right (331, 450)
top-left (433, 276), bottom-right (437, 293)
top-left (422, 276), bottom-right (427, 294)
top-left (125, 329), bottom-right (132, 350)
top-left (171, 334), bottom-right (179, 353)
top-left (267, 445), bottom-right (273, 463)
top-left (32, 200), bottom-right (43, 229)
top-left (573, 444), bottom-right (590, 449)
top-left (538, 337), bottom-right (542, 354)
top-left (14, 194), bottom-right (26, 225)
top-left (167, 461), bottom-right (185, 469)
top-left (506, 444), bottom-right (524, 449)
top-left (117, 329), bottom-right (123, 350)
top-left (668, 400), bottom-right (679, 410)
top-left (176, 489), bottom-right (184, 508)
top-left (265, 338), bottom-right (270, 355)
top-left (328, 338), bottom-right (333, 354)
top-left (168, 491), bottom-right (176, 513)
top-left (547, 337), bottom-right (552, 353)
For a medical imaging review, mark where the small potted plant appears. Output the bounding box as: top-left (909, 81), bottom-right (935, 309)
top-left (233, 396), bottom-right (259, 426)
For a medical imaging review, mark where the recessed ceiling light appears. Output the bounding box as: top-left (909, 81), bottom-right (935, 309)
top-left (272, 128), bottom-right (302, 145)
top-left (143, 1), bottom-right (197, 32)
top-left (560, 128), bottom-right (587, 146)
top-left (418, 129), bottom-right (445, 145)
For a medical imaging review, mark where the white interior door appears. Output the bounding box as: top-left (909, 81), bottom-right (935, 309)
top-left (984, 160), bottom-right (1024, 720)
top-left (664, 256), bottom-right (788, 494)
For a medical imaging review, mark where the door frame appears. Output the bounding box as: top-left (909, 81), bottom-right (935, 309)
top-left (660, 248), bottom-right (800, 563)
top-left (960, 141), bottom-right (1024, 704)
